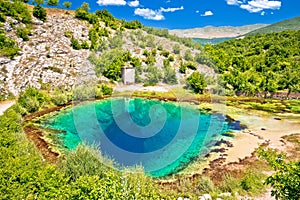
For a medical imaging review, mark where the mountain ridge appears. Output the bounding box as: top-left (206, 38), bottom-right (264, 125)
top-left (245, 16), bottom-right (300, 36)
top-left (169, 24), bottom-right (268, 39)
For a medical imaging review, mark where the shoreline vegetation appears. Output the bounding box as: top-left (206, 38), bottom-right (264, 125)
top-left (2, 87), bottom-right (300, 199)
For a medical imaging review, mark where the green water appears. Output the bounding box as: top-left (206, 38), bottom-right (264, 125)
top-left (42, 98), bottom-right (240, 177)
top-left (192, 37), bottom-right (234, 45)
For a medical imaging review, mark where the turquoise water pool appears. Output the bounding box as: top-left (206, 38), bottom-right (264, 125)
top-left (42, 98), bottom-right (240, 177)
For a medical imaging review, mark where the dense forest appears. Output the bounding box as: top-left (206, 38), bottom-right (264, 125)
top-left (204, 30), bottom-right (300, 97)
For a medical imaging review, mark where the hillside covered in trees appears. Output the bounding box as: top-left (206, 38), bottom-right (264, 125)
top-left (204, 30), bottom-right (300, 97)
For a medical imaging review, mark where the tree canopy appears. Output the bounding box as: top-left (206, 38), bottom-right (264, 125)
top-left (205, 30), bottom-right (300, 96)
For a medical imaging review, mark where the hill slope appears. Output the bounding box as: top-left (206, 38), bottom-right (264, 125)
top-left (169, 24), bottom-right (268, 39)
top-left (0, 2), bottom-right (214, 100)
top-left (245, 16), bottom-right (300, 36)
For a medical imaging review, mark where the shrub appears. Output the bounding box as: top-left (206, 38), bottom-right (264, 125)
top-left (75, 8), bottom-right (89, 20)
top-left (145, 66), bottom-right (162, 86)
top-left (168, 55), bottom-right (175, 62)
top-left (197, 176), bottom-right (215, 193)
top-left (240, 169), bottom-right (266, 195)
top-left (101, 84), bottom-right (113, 96)
top-left (64, 31), bottom-right (73, 38)
top-left (184, 49), bottom-right (194, 61)
top-left (219, 174), bottom-right (241, 193)
top-left (51, 93), bottom-right (68, 106)
top-left (258, 147), bottom-right (300, 200)
top-left (33, 5), bottom-right (47, 22)
top-left (173, 44), bottom-right (181, 54)
top-left (160, 50), bottom-right (170, 57)
top-left (0, 12), bottom-right (6, 22)
top-left (163, 66), bottom-right (178, 85)
top-left (70, 37), bottom-right (81, 50)
top-left (81, 40), bottom-right (89, 49)
top-left (185, 62), bottom-right (197, 70)
top-left (18, 87), bottom-right (49, 113)
top-left (47, 0), bottom-right (59, 6)
top-left (63, 1), bottom-right (72, 9)
top-left (179, 62), bottom-right (187, 74)
top-left (186, 72), bottom-right (207, 94)
top-left (0, 33), bottom-right (19, 59)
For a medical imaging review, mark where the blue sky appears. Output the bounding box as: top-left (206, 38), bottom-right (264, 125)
top-left (62, 0), bottom-right (300, 29)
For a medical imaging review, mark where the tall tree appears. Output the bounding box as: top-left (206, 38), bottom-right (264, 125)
top-left (63, 1), bottom-right (72, 9)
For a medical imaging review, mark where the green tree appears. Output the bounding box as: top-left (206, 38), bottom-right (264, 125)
top-left (258, 147), bottom-right (300, 200)
top-left (184, 49), bottom-right (194, 61)
top-left (173, 44), bottom-right (181, 54)
top-left (187, 72), bottom-right (207, 94)
top-left (63, 1), bottom-right (72, 9)
top-left (34, 0), bottom-right (44, 6)
top-left (81, 2), bottom-right (90, 12)
top-left (33, 5), bottom-right (47, 22)
top-left (163, 66), bottom-right (178, 85)
top-left (145, 66), bottom-right (162, 86)
top-left (47, 0), bottom-right (59, 6)
top-left (70, 37), bottom-right (81, 50)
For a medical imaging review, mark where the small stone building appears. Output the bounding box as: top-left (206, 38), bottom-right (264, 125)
top-left (121, 66), bottom-right (135, 85)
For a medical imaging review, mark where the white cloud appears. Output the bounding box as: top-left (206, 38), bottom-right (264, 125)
top-left (128, 0), bottom-right (139, 7)
top-left (196, 10), bottom-right (200, 13)
top-left (97, 0), bottom-right (126, 6)
top-left (240, 4), bottom-right (263, 12)
top-left (226, 0), bottom-right (240, 5)
top-left (248, 0), bottom-right (281, 10)
top-left (160, 6), bottom-right (184, 12)
top-left (226, 0), bottom-right (281, 13)
top-left (201, 11), bottom-right (214, 16)
top-left (134, 6), bottom-right (184, 20)
top-left (134, 8), bottom-right (165, 20)
top-left (261, 11), bottom-right (265, 15)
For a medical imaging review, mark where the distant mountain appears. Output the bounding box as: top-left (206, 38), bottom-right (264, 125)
top-left (245, 16), bottom-right (300, 36)
top-left (169, 24), bottom-right (268, 39)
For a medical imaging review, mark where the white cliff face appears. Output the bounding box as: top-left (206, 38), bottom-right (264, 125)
top-left (0, 13), bottom-right (97, 97)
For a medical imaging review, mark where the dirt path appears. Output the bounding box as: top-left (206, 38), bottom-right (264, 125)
top-left (0, 100), bottom-right (15, 115)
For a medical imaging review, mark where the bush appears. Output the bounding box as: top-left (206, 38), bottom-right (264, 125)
top-left (64, 31), bottom-right (73, 38)
top-left (0, 33), bottom-right (19, 59)
top-left (163, 66), bottom-right (178, 85)
top-left (51, 93), bottom-right (68, 106)
top-left (81, 40), bottom-right (89, 49)
top-left (179, 62), bottom-right (187, 74)
top-left (57, 144), bottom-right (114, 181)
top-left (145, 66), bottom-right (162, 86)
top-left (258, 147), bottom-right (300, 200)
top-left (160, 50), bottom-right (170, 57)
top-left (33, 5), bottom-right (47, 22)
top-left (18, 87), bottom-right (49, 113)
top-left (197, 176), bottom-right (215, 193)
top-left (75, 8), bottom-right (89, 20)
top-left (0, 12), bottom-right (6, 22)
top-left (63, 1), bottom-right (72, 9)
top-left (173, 44), bottom-right (181, 54)
top-left (47, 0), bottom-right (59, 6)
top-left (186, 72), bottom-right (207, 94)
top-left (219, 174), bottom-right (240, 193)
top-left (101, 84), bottom-right (113, 96)
top-left (240, 169), bottom-right (266, 195)
top-left (168, 55), bottom-right (175, 62)
top-left (185, 62), bottom-right (197, 70)
top-left (184, 49), bottom-right (194, 61)
top-left (70, 37), bottom-right (81, 50)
